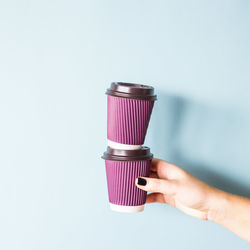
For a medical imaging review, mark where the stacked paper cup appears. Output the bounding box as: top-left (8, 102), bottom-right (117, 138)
top-left (102, 82), bottom-right (157, 213)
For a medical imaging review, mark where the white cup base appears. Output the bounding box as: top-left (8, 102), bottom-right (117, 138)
top-left (109, 203), bottom-right (144, 213)
top-left (107, 140), bottom-right (142, 150)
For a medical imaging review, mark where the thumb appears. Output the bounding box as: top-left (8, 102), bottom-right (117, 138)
top-left (135, 177), bottom-right (177, 194)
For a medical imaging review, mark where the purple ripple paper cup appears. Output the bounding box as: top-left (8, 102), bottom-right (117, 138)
top-left (106, 82), bottom-right (157, 147)
top-left (102, 146), bottom-right (153, 213)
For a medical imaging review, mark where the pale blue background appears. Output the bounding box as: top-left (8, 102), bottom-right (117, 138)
top-left (0, 1), bottom-right (250, 249)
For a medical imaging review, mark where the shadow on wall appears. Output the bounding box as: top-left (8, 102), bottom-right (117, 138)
top-left (150, 91), bottom-right (250, 198)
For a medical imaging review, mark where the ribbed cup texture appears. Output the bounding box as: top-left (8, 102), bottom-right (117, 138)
top-left (107, 95), bottom-right (154, 145)
top-left (105, 160), bottom-right (151, 206)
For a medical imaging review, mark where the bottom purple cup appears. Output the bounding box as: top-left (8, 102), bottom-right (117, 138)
top-left (102, 147), bottom-right (153, 213)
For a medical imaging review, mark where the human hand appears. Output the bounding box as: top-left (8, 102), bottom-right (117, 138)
top-left (136, 158), bottom-right (222, 220)
top-left (136, 158), bottom-right (250, 242)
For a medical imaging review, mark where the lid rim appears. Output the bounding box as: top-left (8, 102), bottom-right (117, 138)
top-left (102, 154), bottom-right (153, 161)
top-left (106, 90), bottom-right (157, 101)
top-left (106, 82), bottom-right (157, 101)
top-left (102, 146), bottom-right (153, 161)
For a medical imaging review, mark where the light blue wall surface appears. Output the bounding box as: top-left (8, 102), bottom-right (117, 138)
top-left (0, 1), bottom-right (249, 249)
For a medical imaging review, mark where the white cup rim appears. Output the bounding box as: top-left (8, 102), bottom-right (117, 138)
top-left (107, 140), bottom-right (142, 150)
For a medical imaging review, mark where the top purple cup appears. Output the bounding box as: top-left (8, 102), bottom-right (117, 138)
top-left (106, 82), bottom-right (157, 146)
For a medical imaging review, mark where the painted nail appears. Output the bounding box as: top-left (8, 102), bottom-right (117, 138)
top-left (137, 177), bottom-right (147, 186)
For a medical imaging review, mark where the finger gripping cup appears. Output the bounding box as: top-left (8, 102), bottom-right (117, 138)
top-left (102, 147), bottom-right (153, 213)
top-left (106, 82), bottom-right (157, 146)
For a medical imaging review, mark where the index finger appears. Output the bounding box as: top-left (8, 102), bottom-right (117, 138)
top-left (150, 158), bottom-right (180, 176)
top-left (150, 158), bottom-right (169, 172)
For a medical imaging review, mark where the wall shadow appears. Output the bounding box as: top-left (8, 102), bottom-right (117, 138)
top-left (150, 91), bottom-right (250, 198)
top-left (176, 156), bottom-right (250, 198)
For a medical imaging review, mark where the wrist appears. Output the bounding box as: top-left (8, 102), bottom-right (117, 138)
top-left (207, 188), bottom-right (231, 224)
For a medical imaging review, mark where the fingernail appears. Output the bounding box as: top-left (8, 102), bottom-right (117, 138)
top-left (137, 177), bottom-right (147, 186)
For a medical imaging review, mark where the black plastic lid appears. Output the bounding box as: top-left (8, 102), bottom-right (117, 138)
top-left (106, 82), bottom-right (157, 101)
top-left (102, 146), bottom-right (153, 161)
